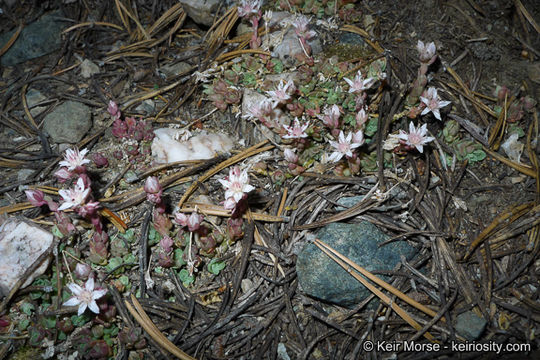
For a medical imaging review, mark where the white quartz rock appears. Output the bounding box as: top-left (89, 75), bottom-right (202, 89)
top-left (0, 218), bottom-right (53, 296)
top-left (151, 128), bottom-right (234, 163)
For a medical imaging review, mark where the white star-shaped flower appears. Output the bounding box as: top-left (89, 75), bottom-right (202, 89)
top-left (63, 277), bottom-right (107, 316)
top-left (58, 177), bottom-right (90, 211)
top-left (344, 71), bottom-right (376, 93)
top-left (266, 80), bottom-right (295, 107)
top-left (218, 166), bottom-right (255, 204)
top-left (59, 148), bottom-right (90, 171)
top-left (328, 130), bottom-right (364, 162)
top-left (420, 87), bottom-right (451, 120)
top-left (416, 40), bottom-right (436, 64)
top-left (397, 122), bottom-right (435, 153)
top-left (282, 117), bottom-right (309, 139)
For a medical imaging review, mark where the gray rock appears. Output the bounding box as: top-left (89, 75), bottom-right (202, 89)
top-left (17, 169), bottom-right (34, 182)
top-left (135, 99), bottom-right (155, 115)
top-left (273, 28), bottom-right (322, 67)
top-left (296, 222), bottom-right (416, 307)
top-left (455, 311), bottom-right (487, 340)
top-left (159, 61), bottom-right (192, 78)
top-left (468, 42), bottom-right (501, 61)
top-left (336, 196), bottom-right (364, 211)
top-left (338, 32), bottom-right (366, 46)
top-left (43, 101), bottom-right (92, 144)
top-left (0, 11), bottom-right (66, 66)
top-left (79, 59), bottom-right (100, 78)
top-left (0, 218), bottom-right (54, 296)
top-left (25, 88), bottom-right (47, 117)
top-left (179, 0), bottom-right (220, 26)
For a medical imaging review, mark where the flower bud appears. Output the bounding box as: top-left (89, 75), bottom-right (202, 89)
top-left (25, 189), bottom-right (47, 207)
top-left (74, 263), bottom-right (92, 280)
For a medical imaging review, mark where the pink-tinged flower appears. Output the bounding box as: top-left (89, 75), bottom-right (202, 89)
top-left (159, 235), bottom-right (174, 253)
top-left (173, 211), bottom-right (204, 232)
top-left (244, 98), bottom-right (273, 121)
top-left (352, 129), bottom-right (364, 145)
top-left (218, 166), bottom-right (255, 203)
top-left (416, 40), bottom-right (437, 64)
top-left (63, 277), bottom-right (107, 316)
top-left (77, 201), bottom-right (100, 217)
top-left (186, 212), bottom-right (204, 232)
top-left (107, 100), bottom-right (120, 119)
top-left (344, 71), bottom-right (376, 93)
top-left (292, 15), bottom-right (316, 40)
top-left (59, 148), bottom-right (90, 172)
top-left (320, 105), bottom-right (341, 128)
top-left (397, 122), bottom-right (435, 153)
top-left (58, 177), bottom-right (90, 211)
top-left (144, 176), bottom-right (162, 204)
top-left (284, 148), bottom-right (298, 163)
top-left (173, 212), bottom-right (188, 227)
top-left (420, 87), bottom-right (451, 120)
top-left (356, 108), bottom-right (368, 128)
top-left (223, 197), bottom-right (237, 211)
top-left (266, 80), bottom-right (295, 107)
top-left (238, 0), bottom-right (261, 18)
top-left (54, 167), bottom-right (73, 183)
top-left (74, 263), bottom-right (92, 280)
top-left (328, 131), bottom-right (364, 162)
top-left (282, 117), bottom-right (309, 139)
top-left (25, 189), bottom-right (47, 207)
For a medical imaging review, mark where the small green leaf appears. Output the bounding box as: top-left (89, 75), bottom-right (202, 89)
top-left (365, 118), bottom-right (378, 137)
top-left (123, 253), bottom-right (137, 264)
top-left (464, 149), bottom-right (486, 163)
top-left (148, 226), bottom-right (162, 246)
top-left (71, 313), bottom-right (91, 327)
top-left (51, 225), bottom-right (65, 238)
top-left (174, 248), bottom-right (186, 267)
top-left (120, 228), bottom-right (135, 243)
top-left (344, 114), bottom-right (355, 127)
top-left (18, 318), bottom-right (30, 331)
top-left (271, 59), bottom-right (283, 73)
top-left (103, 325), bottom-right (119, 337)
top-left (243, 73), bottom-right (256, 87)
top-left (178, 269), bottom-right (194, 286)
top-left (207, 259), bottom-right (226, 275)
top-left (105, 257), bottom-right (123, 274)
top-left (118, 275), bottom-right (129, 287)
top-left (58, 331), bottom-right (67, 341)
top-left (508, 124), bottom-right (525, 138)
top-left (21, 302), bottom-right (35, 315)
top-left (41, 316), bottom-right (56, 329)
top-left (29, 291), bottom-right (42, 300)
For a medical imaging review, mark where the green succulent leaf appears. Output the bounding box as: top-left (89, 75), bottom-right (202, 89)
top-left (178, 269), bottom-right (194, 286)
top-left (207, 259), bottom-right (226, 275)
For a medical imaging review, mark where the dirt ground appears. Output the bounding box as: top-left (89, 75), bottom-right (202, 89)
top-left (0, 0), bottom-right (539, 359)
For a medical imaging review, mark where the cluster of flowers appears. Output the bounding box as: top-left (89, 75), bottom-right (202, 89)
top-left (238, 0), bottom-right (263, 49)
top-left (26, 147), bottom-right (109, 317)
top-left (142, 168), bottom-right (252, 276)
top-left (385, 41), bottom-right (451, 154)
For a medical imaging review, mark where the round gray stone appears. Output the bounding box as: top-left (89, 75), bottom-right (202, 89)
top-left (43, 101), bottom-right (92, 144)
top-left (296, 221), bottom-right (416, 307)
